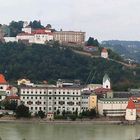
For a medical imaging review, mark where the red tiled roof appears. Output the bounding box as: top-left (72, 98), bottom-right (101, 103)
top-left (102, 48), bottom-right (108, 53)
top-left (127, 99), bottom-right (136, 109)
top-left (32, 29), bottom-right (53, 35)
top-left (94, 87), bottom-right (111, 94)
top-left (6, 86), bottom-right (12, 90)
top-left (6, 96), bottom-right (20, 100)
top-left (0, 74), bottom-right (7, 84)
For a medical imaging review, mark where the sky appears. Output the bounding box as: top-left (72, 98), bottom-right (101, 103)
top-left (0, 0), bottom-right (140, 41)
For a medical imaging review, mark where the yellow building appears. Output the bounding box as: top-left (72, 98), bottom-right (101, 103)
top-left (17, 79), bottom-right (31, 86)
top-left (88, 94), bottom-right (97, 110)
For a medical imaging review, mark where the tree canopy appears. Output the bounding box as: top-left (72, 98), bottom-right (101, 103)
top-left (0, 42), bottom-right (139, 90)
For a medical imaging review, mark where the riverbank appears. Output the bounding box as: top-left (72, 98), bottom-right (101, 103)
top-left (0, 116), bottom-right (139, 125)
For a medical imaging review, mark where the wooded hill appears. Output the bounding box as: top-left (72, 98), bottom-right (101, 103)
top-left (0, 42), bottom-right (140, 91)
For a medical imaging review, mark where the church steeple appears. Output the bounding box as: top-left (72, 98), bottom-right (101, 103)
top-left (103, 74), bottom-right (111, 89)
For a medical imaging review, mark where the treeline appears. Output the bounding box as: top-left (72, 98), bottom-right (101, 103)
top-left (4, 20), bottom-right (53, 37)
top-left (0, 42), bottom-right (139, 90)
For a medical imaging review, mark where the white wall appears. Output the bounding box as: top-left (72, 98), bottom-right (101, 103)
top-left (4, 37), bottom-right (17, 43)
top-left (101, 52), bottom-right (108, 59)
top-left (103, 79), bottom-right (111, 89)
top-left (125, 109), bottom-right (136, 121)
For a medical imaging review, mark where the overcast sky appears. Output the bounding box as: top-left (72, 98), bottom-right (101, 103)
top-left (0, 0), bottom-right (140, 41)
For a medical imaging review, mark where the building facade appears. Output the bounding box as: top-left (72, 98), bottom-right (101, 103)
top-left (20, 86), bottom-right (82, 115)
top-left (53, 31), bottom-right (85, 45)
top-left (98, 98), bottom-right (128, 117)
top-left (101, 48), bottom-right (108, 59)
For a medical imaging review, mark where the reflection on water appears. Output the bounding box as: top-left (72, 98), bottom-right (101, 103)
top-left (0, 123), bottom-right (139, 140)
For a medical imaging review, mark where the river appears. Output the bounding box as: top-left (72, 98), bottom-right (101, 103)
top-left (0, 123), bottom-right (139, 140)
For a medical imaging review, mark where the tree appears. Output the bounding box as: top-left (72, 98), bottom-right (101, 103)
top-left (62, 110), bottom-right (66, 117)
top-left (56, 109), bottom-right (60, 115)
top-left (86, 37), bottom-right (99, 46)
top-left (38, 110), bottom-right (45, 118)
top-left (9, 21), bottom-right (24, 37)
top-left (29, 20), bottom-right (44, 29)
top-left (46, 24), bottom-right (52, 29)
top-left (0, 99), bottom-right (17, 111)
top-left (16, 104), bottom-right (30, 118)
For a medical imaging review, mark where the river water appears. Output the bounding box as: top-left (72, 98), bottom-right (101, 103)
top-left (0, 123), bottom-right (139, 140)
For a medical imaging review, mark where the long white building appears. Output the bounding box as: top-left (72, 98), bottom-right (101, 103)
top-left (98, 98), bottom-right (128, 117)
top-left (20, 86), bottom-right (82, 115)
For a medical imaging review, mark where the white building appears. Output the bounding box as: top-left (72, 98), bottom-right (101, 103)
top-left (22, 25), bottom-right (32, 34)
top-left (125, 99), bottom-right (136, 121)
top-left (101, 48), bottom-right (108, 59)
top-left (16, 33), bottom-right (34, 43)
top-left (103, 74), bottom-right (111, 89)
top-left (98, 98), bottom-right (128, 117)
top-left (20, 86), bottom-right (82, 115)
top-left (4, 37), bottom-right (17, 43)
top-left (16, 29), bottom-right (53, 44)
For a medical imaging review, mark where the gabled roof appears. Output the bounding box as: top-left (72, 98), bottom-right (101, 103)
top-left (102, 48), bottom-right (108, 53)
top-left (127, 99), bottom-right (136, 109)
top-left (103, 74), bottom-right (110, 83)
top-left (93, 87), bottom-right (112, 94)
top-left (0, 74), bottom-right (7, 84)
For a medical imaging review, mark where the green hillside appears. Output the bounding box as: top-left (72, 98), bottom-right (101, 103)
top-left (0, 42), bottom-right (140, 90)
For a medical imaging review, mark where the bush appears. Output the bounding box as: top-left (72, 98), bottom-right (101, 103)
top-left (38, 110), bottom-right (45, 119)
top-left (16, 104), bottom-right (31, 118)
top-left (69, 115), bottom-right (76, 121)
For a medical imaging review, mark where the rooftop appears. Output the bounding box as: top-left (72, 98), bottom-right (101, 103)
top-left (126, 99), bottom-right (136, 109)
top-left (99, 98), bottom-right (128, 101)
top-left (0, 74), bottom-right (7, 84)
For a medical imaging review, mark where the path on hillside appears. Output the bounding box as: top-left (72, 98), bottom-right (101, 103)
top-left (73, 50), bottom-right (138, 69)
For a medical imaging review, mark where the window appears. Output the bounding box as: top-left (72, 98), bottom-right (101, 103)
top-left (49, 107), bottom-right (52, 111)
top-left (40, 97), bottom-right (42, 99)
top-left (31, 107), bottom-right (33, 110)
top-left (49, 97), bottom-right (52, 100)
top-left (31, 97), bottom-right (33, 99)
top-left (35, 107), bottom-right (37, 110)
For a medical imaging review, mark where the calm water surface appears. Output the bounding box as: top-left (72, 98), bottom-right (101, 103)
top-left (0, 123), bottom-right (139, 140)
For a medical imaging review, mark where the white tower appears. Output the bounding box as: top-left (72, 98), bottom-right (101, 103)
top-left (125, 99), bottom-right (136, 121)
top-left (101, 48), bottom-right (108, 59)
top-left (103, 74), bottom-right (111, 89)
top-left (23, 21), bottom-right (29, 28)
